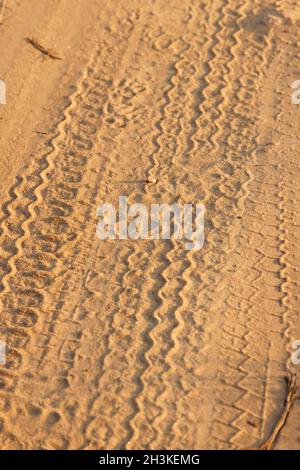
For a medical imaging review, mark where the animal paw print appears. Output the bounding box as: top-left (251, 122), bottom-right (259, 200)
top-left (103, 79), bottom-right (147, 128)
top-left (143, 26), bottom-right (173, 51)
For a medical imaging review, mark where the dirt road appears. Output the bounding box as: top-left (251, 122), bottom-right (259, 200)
top-left (0, 0), bottom-right (299, 450)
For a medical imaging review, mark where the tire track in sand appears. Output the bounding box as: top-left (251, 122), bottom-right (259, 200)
top-left (80, 22), bottom-right (207, 449)
top-left (0, 6), bottom-right (138, 448)
top-left (210, 7), bottom-right (300, 449)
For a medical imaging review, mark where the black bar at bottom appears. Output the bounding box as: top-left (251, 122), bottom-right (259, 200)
top-left (0, 450), bottom-right (299, 467)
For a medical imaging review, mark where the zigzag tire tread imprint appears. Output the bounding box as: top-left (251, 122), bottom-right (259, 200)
top-left (0, 0), bottom-right (299, 451)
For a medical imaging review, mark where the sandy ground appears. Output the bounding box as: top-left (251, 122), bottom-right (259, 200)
top-left (0, 0), bottom-right (299, 450)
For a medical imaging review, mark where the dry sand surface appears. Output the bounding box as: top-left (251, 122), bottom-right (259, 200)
top-left (0, 0), bottom-right (299, 450)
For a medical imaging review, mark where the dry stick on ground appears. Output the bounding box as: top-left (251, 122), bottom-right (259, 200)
top-left (26, 37), bottom-right (62, 60)
top-left (33, 130), bottom-right (47, 135)
top-left (256, 373), bottom-right (297, 450)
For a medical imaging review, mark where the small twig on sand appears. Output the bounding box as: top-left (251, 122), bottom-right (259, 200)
top-left (33, 130), bottom-right (47, 135)
top-left (257, 373), bottom-right (297, 450)
top-left (26, 37), bottom-right (62, 60)
top-left (0, 0), bottom-right (7, 24)
top-left (112, 177), bottom-right (157, 184)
